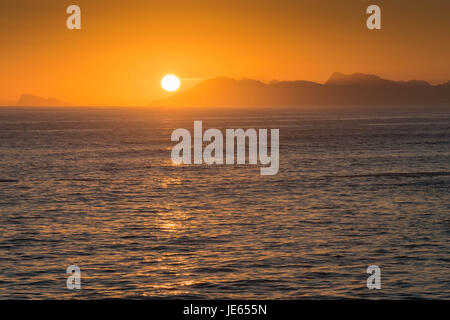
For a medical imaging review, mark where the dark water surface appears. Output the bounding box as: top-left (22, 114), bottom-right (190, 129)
top-left (0, 107), bottom-right (449, 299)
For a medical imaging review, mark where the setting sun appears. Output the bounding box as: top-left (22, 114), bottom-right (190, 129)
top-left (161, 75), bottom-right (180, 92)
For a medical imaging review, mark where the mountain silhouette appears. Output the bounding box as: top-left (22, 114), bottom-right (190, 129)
top-left (152, 73), bottom-right (450, 108)
top-left (16, 94), bottom-right (72, 107)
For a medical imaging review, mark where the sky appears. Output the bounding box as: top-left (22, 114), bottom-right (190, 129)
top-left (0, 0), bottom-right (449, 106)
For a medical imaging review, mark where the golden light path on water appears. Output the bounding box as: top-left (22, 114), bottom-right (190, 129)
top-left (0, 108), bottom-right (448, 298)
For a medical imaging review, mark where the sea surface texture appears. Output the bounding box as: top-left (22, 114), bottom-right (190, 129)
top-left (0, 107), bottom-right (449, 299)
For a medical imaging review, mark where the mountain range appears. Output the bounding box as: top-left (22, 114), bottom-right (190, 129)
top-left (152, 72), bottom-right (450, 108)
top-left (11, 73), bottom-right (450, 107)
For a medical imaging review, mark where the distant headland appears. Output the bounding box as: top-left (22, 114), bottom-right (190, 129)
top-left (15, 94), bottom-right (72, 107)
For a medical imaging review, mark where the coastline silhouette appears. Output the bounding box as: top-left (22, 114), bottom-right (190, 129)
top-left (152, 72), bottom-right (450, 108)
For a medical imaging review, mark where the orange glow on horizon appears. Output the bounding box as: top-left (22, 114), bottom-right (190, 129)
top-left (0, 0), bottom-right (449, 106)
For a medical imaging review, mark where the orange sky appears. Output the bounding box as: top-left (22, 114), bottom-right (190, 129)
top-left (0, 0), bottom-right (449, 106)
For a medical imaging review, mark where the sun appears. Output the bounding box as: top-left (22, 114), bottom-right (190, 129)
top-left (161, 74), bottom-right (180, 92)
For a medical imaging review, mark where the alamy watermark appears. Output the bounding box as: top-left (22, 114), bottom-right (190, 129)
top-left (171, 121), bottom-right (279, 175)
top-left (366, 265), bottom-right (381, 290)
top-left (66, 5), bottom-right (81, 30)
top-left (66, 265), bottom-right (81, 290)
top-left (366, 5), bottom-right (381, 30)
top-left (65, 4), bottom-right (381, 31)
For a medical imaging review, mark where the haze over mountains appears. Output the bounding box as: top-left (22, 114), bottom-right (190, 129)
top-left (153, 73), bottom-right (450, 108)
top-left (16, 94), bottom-right (72, 107)
top-left (10, 73), bottom-right (450, 108)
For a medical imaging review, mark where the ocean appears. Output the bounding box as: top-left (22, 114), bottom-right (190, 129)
top-left (0, 107), bottom-right (449, 299)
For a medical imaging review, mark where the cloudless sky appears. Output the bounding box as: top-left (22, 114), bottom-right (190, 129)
top-left (0, 0), bottom-right (449, 106)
